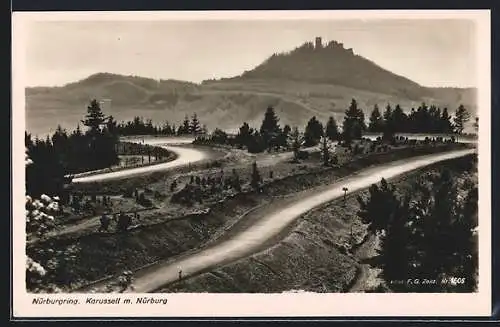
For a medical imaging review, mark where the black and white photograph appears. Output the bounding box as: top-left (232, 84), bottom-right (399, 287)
top-left (12, 10), bottom-right (491, 317)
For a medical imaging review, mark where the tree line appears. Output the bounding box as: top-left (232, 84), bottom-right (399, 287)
top-left (25, 99), bottom-right (210, 198)
top-left (194, 106), bottom-right (340, 153)
top-left (25, 100), bottom-right (120, 198)
top-left (368, 103), bottom-right (471, 135)
top-left (195, 99), bottom-right (473, 154)
top-left (357, 158), bottom-right (477, 292)
top-left (115, 113), bottom-right (207, 136)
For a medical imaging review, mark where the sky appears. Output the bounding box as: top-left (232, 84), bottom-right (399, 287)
top-left (23, 18), bottom-right (477, 88)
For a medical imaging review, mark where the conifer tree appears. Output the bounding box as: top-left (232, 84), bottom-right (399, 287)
top-left (453, 104), bottom-right (471, 135)
top-left (190, 113), bottom-right (202, 135)
top-left (325, 116), bottom-right (339, 141)
top-left (320, 136), bottom-right (331, 166)
top-left (378, 194), bottom-right (412, 291)
top-left (357, 178), bottom-right (399, 235)
top-left (279, 124), bottom-right (292, 148)
top-left (440, 108), bottom-right (454, 133)
top-left (392, 104), bottom-right (408, 132)
top-left (304, 116), bottom-right (324, 146)
top-left (342, 99), bottom-right (366, 144)
top-left (236, 122), bottom-right (252, 148)
top-left (368, 104), bottom-right (384, 133)
top-left (382, 104), bottom-right (396, 142)
top-left (260, 106), bottom-right (281, 150)
top-left (180, 115), bottom-right (190, 135)
top-left (82, 99), bottom-right (106, 133)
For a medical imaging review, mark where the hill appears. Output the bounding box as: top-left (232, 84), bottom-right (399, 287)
top-left (223, 39), bottom-right (428, 100)
top-left (25, 39), bottom-right (477, 136)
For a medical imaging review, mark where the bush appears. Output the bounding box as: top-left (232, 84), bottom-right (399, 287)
top-left (170, 180), bottom-right (178, 192)
top-left (338, 245), bottom-right (348, 255)
top-left (171, 184), bottom-right (202, 206)
top-left (296, 151), bottom-right (309, 160)
top-left (353, 144), bottom-right (362, 155)
top-left (137, 193), bottom-right (152, 207)
top-left (154, 191), bottom-right (164, 199)
top-left (330, 155), bottom-right (339, 165)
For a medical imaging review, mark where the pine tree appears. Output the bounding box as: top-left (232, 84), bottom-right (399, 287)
top-left (440, 108), bottom-right (454, 133)
top-left (279, 124), bottom-right (292, 148)
top-left (190, 113), bottom-right (202, 135)
top-left (382, 104), bottom-right (395, 142)
top-left (304, 116), bottom-right (324, 147)
top-left (342, 99), bottom-right (366, 144)
top-left (357, 178), bottom-right (400, 235)
top-left (368, 104), bottom-right (384, 133)
top-left (378, 194), bottom-right (412, 291)
top-left (181, 115), bottom-right (190, 135)
top-left (453, 105), bottom-right (471, 135)
top-left (383, 104), bottom-right (393, 123)
top-left (82, 99), bottom-right (106, 133)
top-left (106, 115), bottom-right (118, 136)
top-left (392, 104), bottom-right (408, 133)
top-left (80, 99), bottom-right (118, 170)
top-left (236, 122), bottom-right (252, 148)
top-left (247, 130), bottom-right (266, 153)
top-left (428, 105), bottom-right (441, 133)
top-left (325, 116), bottom-right (339, 141)
top-left (260, 106), bottom-right (281, 151)
top-left (393, 168), bottom-right (478, 292)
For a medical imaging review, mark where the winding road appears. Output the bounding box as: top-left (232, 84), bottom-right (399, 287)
top-left (78, 147), bottom-right (475, 293)
top-left (72, 137), bottom-right (203, 183)
top-left (71, 134), bottom-right (476, 184)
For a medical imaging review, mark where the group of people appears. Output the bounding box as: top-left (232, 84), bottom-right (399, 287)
top-left (98, 211), bottom-right (140, 233)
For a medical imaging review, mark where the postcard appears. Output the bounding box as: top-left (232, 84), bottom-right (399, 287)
top-left (12, 9), bottom-right (491, 318)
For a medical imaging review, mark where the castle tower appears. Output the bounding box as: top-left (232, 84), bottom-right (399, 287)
top-left (315, 37), bottom-right (322, 49)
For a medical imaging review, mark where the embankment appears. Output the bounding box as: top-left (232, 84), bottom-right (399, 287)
top-left (27, 143), bottom-right (472, 292)
top-left (159, 154), bottom-right (476, 293)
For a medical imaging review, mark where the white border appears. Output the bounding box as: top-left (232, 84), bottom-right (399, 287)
top-left (12, 10), bottom-right (492, 318)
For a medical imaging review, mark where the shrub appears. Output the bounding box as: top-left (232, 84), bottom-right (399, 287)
top-left (137, 193), bottom-right (152, 207)
top-left (296, 151), bottom-right (309, 160)
top-left (170, 180), bottom-right (178, 192)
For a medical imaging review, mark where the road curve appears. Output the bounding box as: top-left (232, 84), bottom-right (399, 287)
top-left (110, 148), bottom-right (474, 293)
top-left (71, 137), bottom-right (204, 183)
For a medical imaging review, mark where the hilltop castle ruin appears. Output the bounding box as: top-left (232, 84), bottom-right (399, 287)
top-left (313, 37), bottom-right (353, 54)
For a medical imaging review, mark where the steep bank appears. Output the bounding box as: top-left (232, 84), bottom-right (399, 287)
top-left (160, 154), bottom-right (476, 293)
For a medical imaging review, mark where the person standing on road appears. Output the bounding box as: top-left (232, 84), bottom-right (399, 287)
top-left (99, 213), bottom-right (110, 232)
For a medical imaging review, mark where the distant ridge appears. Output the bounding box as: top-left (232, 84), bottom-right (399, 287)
top-left (25, 38), bottom-right (477, 136)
